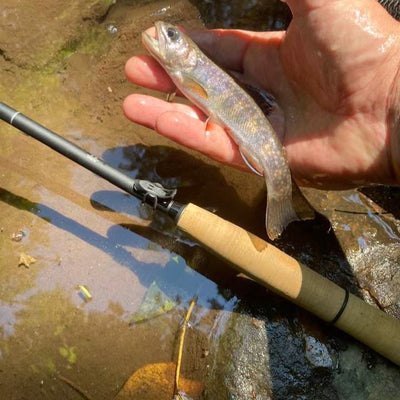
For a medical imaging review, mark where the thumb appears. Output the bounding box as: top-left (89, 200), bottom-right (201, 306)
top-left (281, 0), bottom-right (331, 15)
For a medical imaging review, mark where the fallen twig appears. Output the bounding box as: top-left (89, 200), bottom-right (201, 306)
top-left (174, 298), bottom-right (196, 396)
top-left (56, 374), bottom-right (92, 400)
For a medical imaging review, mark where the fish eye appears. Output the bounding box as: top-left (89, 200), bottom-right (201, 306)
top-left (167, 27), bottom-right (179, 41)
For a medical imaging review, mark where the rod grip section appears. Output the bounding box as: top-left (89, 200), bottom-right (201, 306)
top-left (177, 203), bottom-right (400, 365)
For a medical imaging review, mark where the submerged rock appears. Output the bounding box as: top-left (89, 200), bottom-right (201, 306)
top-left (205, 301), bottom-right (400, 399)
top-left (333, 344), bottom-right (400, 399)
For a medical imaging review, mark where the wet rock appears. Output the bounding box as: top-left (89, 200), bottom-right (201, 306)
top-left (0, 0), bottom-right (115, 69)
top-left (347, 243), bottom-right (400, 318)
top-left (205, 307), bottom-right (338, 400)
top-left (206, 301), bottom-right (400, 400)
top-left (306, 189), bottom-right (400, 316)
top-left (305, 336), bottom-right (333, 369)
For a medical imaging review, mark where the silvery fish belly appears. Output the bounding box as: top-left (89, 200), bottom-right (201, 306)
top-left (142, 21), bottom-right (299, 240)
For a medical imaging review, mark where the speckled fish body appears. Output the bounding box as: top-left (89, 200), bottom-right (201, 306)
top-left (142, 21), bottom-right (298, 239)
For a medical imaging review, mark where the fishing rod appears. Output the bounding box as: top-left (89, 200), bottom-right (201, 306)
top-left (1, 101), bottom-right (399, 365)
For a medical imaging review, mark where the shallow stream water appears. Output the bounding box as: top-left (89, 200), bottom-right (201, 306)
top-left (0, 1), bottom-right (399, 399)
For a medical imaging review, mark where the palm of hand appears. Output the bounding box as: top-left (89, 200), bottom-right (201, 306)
top-left (123, 0), bottom-right (399, 188)
top-left (239, 1), bottom-right (398, 187)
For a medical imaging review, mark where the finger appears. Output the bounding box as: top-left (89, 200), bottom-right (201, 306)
top-left (123, 94), bottom-right (247, 170)
top-left (123, 94), bottom-right (205, 129)
top-left (125, 55), bottom-right (187, 97)
top-left (125, 55), bottom-right (175, 92)
top-left (155, 111), bottom-right (247, 170)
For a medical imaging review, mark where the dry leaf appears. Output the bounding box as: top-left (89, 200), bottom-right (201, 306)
top-left (115, 362), bottom-right (203, 400)
top-left (18, 253), bottom-right (36, 268)
top-left (129, 282), bottom-right (177, 325)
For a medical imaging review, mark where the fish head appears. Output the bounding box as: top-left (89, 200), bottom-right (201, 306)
top-left (142, 21), bottom-right (198, 74)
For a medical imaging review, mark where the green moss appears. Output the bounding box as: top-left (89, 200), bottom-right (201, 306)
top-left (54, 325), bottom-right (64, 337)
top-left (28, 23), bottom-right (115, 74)
top-left (58, 26), bottom-right (113, 61)
top-left (59, 346), bottom-right (69, 358)
top-left (0, 188), bottom-right (39, 214)
top-left (59, 345), bottom-right (77, 364)
top-left (67, 348), bottom-right (77, 364)
top-left (30, 364), bottom-right (39, 373)
top-left (45, 358), bottom-right (56, 373)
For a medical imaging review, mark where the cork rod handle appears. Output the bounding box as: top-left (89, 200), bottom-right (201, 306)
top-left (177, 203), bottom-right (400, 365)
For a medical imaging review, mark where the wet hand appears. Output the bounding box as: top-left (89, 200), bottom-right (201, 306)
top-left (123, 0), bottom-right (400, 188)
top-left (123, 53), bottom-right (248, 171)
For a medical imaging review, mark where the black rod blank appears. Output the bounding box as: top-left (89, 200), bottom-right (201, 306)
top-left (0, 102), bottom-right (137, 195)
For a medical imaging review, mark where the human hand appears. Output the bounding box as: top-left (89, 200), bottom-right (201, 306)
top-left (123, 0), bottom-right (400, 189)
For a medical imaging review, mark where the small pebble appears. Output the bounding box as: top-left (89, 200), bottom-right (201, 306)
top-left (11, 230), bottom-right (25, 242)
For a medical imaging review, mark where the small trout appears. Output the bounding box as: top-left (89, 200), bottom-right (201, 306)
top-left (142, 21), bottom-right (298, 239)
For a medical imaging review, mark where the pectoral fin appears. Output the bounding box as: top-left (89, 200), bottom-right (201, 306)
top-left (182, 76), bottom-right (209, 99)
top-left (240, 150), bottom-right (263, 177)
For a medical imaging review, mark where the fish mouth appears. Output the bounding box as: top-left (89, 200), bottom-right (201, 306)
top-left (142, 21), bottom-right (164, 58)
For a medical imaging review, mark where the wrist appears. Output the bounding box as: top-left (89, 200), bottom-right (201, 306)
top-left (388, 55), bottom-right (400, 185)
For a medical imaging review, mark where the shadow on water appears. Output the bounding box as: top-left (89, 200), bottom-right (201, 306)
top-left (0, 186), bottom-right (231, 312)
top-left (0, 139), bottom-right (366, 398)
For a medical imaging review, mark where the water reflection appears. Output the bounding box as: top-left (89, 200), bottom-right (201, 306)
top-left (0, 301), bottom-right (24, 338)
top-left (190, 0), bottom-right (291, 30)
top-left (0, 188), bottom-right (235, 317)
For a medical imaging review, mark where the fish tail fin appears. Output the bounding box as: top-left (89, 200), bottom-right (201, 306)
top-left (266, 193), bottom-right (299, 240)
